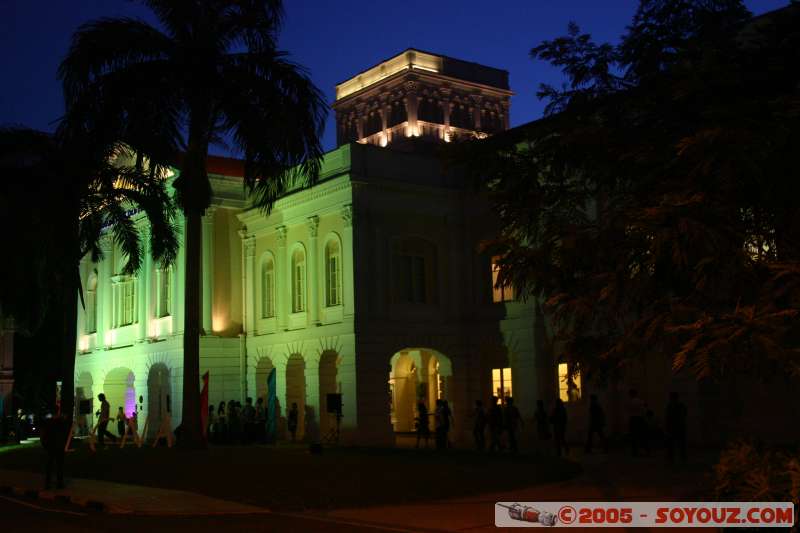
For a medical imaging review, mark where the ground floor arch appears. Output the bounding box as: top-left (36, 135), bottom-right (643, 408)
top-left (254, 357), bottom-right (275, 407)
top-left (147, 363), bottom-right (171, 439)
top-left (389, 348), bottom-right (453, 433)
top-left (286, 354), bottom-right (306, 440)
top-left (103, 367), bottom-right (136, 434)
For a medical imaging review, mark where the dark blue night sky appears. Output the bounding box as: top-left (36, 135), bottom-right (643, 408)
top-left (0, 0), bottom-right (788, 155)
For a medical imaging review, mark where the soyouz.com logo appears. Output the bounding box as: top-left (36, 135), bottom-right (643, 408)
top-left (494, 502), bottom-right (795, 528)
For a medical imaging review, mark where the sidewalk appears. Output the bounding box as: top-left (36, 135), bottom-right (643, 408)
top-left (0, 468), bottom-right (269, 516)
top-left (317, 450), bottom-right (717, 532)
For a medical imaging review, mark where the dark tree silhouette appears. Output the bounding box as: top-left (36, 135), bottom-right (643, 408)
top-left (462, 2), bottom-right (800, 383)
top-left (58, 0), bottom-right (326, 447)
top-left (0, 127), bottom-right (178, 420)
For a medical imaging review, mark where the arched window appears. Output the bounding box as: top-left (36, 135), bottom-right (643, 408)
top-left (261, 257), bottom-right (275, 318)
top-left (325, 239), bottom-right (342, 307)
top-left (85, 271), bottom-right (98, 334)
top-left (291, 248), bottom-right (306, 313)
top-left (157, 266), bottom-right (172, 317)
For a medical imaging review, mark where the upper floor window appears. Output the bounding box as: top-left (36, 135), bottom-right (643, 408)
top-left (392, 238), bottom-right (437, 305)
top-left (85, 271), bottom-right (98, 334)
top-left (291, 248), bottom-right (306, 313)
top-left (491, 256), bottom-right (515, 303)
top-left (261, 257), bottom-right (275, 318)
top-left (156, 267), bottom-right (172, 318)
top-left (325, 239), bottom-right (342, 307)
top-left (111, 275), bottom-right (137, 328)
top-left (558, 362), bottom-right (582, 402)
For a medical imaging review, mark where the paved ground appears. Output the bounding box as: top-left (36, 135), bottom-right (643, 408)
top-left (0, 443), bottom-right (719, 532)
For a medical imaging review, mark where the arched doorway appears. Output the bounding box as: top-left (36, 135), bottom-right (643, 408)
top-left (255, 357), bottom-right (274, 406)
top-left (318, 350), bottom-right (340, 434)
top-left (389, 349), bottom-right (452, 434)
top-left (147, 364), bottom-right (171, 439)
top-left (103, 368), bottom-right (135, 434)
top-left (286, 354), bottom-right (305, 439)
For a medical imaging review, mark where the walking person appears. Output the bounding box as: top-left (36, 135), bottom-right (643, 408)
top-left (628, 388), bottom-right (647, 456)
top-left (472, 400), bottom-right (487, 451)
top-left (40, 414), bottom-right (70, 489)
top-left (550, 398), bottom-right (569, 457)
top-left (585, 394), bottom-right (608, 454)
top-left (96, 394), bottom-right (116, 446)
top-left (116, 407), bottom-right (127, 438)
top-left (415, 400), bottom-right (430, 448)
top-left (504, 397), bottom-right (523, 454)
top-left (288, 402), bottom-right (299, 442)
top-left (488, 396), bottom-right (504, 453)
top-left (665, 392), bottom-right (688, 464)
top-left (534, 400), bottom-right (551, 452)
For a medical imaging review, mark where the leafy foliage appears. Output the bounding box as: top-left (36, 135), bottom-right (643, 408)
top-left (464, 2), bottom-right (800, 382)
top-left (714, 440), bottom-right (800, 505)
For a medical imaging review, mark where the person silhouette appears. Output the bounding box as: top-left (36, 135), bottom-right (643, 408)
top-left (585, 394), bottom-right (607, 453)
top-left (288, 402), bottom-right (299, 442)
top-left (488, 396), bottom-right (504, 453)
top-left (550, 398), bottom-right (568, 457)
top-left (665, 392), bottom-right (688, 463)
top-left (96, 394), bottom-right (116, 446)
top-left (415, 400), bottom-right (430, 448)
top-left (472, 400), bottom-right (487, 451)
top-left (504, 397), bottom-right (523, 454)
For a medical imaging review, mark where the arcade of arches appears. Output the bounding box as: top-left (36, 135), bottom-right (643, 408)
top-left (389, 348), bottom-right (452, 434)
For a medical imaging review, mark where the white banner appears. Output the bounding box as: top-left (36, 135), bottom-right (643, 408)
top-left (494, 501), bottom-right (795, 528)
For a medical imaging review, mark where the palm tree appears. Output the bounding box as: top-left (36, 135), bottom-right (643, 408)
top-left (0, 127), bottom-right (178, 420)
top-left (58, 0), bottom-right (327, 447)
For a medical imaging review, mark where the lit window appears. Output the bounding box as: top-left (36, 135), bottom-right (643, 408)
top-left (261, 258), bottom-right (275, 318)
top-left (558, 363), bottom-right (582, 402)
top-left (112, 276), bottom-right (137, 328)
top-left (492, 367), bottom-right (512, 404)
top-left (325, 240), bottom-right (342, 307)
top-left (491, 257), bottom-right (515, 302)
top-left (157, 267), bottom-right (171, 318)
top-left (85, 272), bottom-right (97, 334)
top-left (291, 248), bottom-right (306, 313)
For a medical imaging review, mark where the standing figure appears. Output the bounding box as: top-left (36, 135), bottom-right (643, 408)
top-left (96, 394), bottom-right (116, 446)
top-left (550, 398), bottom-right (568, 457)
top-left (441, 400), bottom-right (453, 449)
top-left (288, 402), bottom-right (299, 442)
top-left (472, 400), bottom-right (487, 451)
top-left (585, 394), bottom-right (607, 454)
top-left (415, 400), bottom-right (430, 448)
top-left (665, 392), bottom-right (688, 463)
top-left (534, 400), bottom-right (551, 452)
top-left (227, 400), bottom-right (240, 444)
top-left (628, 388), bottom-right (647, 456)
top-left (116, 407), bottom-right (127, 438)
top-left (255, 397), bottom-right (266, 443)
top-left (216, 401), bottom-right (227, 443)
top-left (488, 396), bottom-right (504, 453)
top-left (504, 398), bottom-right (523, 454)
top-left (207, 406), bottom-right (216, 442)
top-left (40, 414), bottom-right (70, 489)
top-left (243, 397), bottom-right (256, 443)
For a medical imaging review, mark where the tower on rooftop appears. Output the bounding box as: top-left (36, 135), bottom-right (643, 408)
top-left (332, 49), bottom-right (513, 148)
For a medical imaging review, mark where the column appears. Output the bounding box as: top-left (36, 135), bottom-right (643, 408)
top-left (404, 80), bottom-right (419, 137)
top-left (471, 94), bottom-right (483, 131)
top-left (138, 227), bottom-right (151, 341)
top-left (306, 216), bottom-right (320, 326)
top-left (305, 355), bottom-right (321, 439)
top-left (276, 226), bottom-right (288, 330)
top-left (172, 214), bottom-right (185, 335)
top-left (99, 235), bottom-right (113, 348)
top-left (342, 205), bottom-right (355, 318)
top-left (201, 206), bottom-right (216, 335)
top-left (240, 230), bottom-right (256, 334)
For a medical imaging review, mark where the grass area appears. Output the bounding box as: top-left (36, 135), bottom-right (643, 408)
top-left (0, 442), bottom-right (581, 511)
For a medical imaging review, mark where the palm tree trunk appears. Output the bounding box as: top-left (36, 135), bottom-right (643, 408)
top-left (181, 206), bottom-right (205, 448)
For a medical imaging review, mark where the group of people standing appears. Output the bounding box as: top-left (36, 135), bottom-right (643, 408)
top-left (208, 397), bottom-right (268, 444)
top-left (470, 396), bottom-right (524, 453)
top-left (414, 399), bottom-right (454, 450)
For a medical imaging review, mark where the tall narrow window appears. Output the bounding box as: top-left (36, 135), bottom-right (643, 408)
top-left (491, 256), bottom-right (515, 303)
top-left (291, 248), bottom-right (306, 313)
top-left (392, 238), bottom-right (436, 304)
top-left (325, 240), bottom-right (342, 307)
top-left (558, 363), bottom-right (582, 402)
top-left (261, 258), bottom-right (275, 318)
top-left (157, 267), bottom-right (171, 318)
top-left (112, 277), bottom-right (137, 328)
top-left (85, 272), bottom-right (97, 334)
top-left (492, 367), bottom-right (512, 404)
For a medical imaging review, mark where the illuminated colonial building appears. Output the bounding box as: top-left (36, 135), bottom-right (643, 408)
top-left (72, 50), bottom-right (557, 446)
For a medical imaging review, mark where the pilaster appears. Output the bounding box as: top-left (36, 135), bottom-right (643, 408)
top-left (240, 230), bottom-right (256, 334)
top-left (306, 216), bottom-right (320, 326)
top-left (276, 226), bottom-right (288, 330)
top-left (342, 205), bottom-right (355, 318)
top-left (201, 207), bottom-right (216, 335)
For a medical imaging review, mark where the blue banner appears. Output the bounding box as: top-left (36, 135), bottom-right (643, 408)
top-left (266, 368), bottom-right (277, 443)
